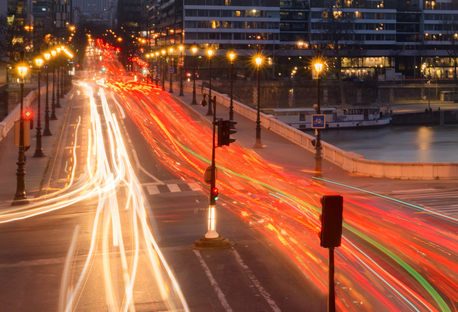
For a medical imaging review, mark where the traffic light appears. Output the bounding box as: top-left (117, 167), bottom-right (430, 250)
top-left (200, 94), bottom-right (208, 107)
top-left (24, 109), bottom-right (33, 129)
top-left (218, 120), bottom-right (237, 146)
top-left (211, 187), bottom-right (219, 201)
top-left (319, 195), bottom-right (343, 248)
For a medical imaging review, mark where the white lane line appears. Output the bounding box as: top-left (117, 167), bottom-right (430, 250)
top-left (131, 149), bottom-right (163, 184)
top-left (188, 183), bottom-right (201, 192)
top-left (232, 250), bottom-right (281, 312)
top-left (146, 185), bottom-right (160, 195)
top-left (167, 184), bottom-right (181, 192)
top-left (193, 250), bottom-right (233, 312)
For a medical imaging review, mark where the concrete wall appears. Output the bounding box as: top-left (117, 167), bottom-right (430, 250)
top-left (188, 83), bottom-right (458, 180)
top-left (0, 85), bottom-right (47, 142)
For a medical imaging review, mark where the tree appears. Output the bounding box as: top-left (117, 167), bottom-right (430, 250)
top-left (312, 1), bottom-right (363, 106)
top-left (0, 15), bottom-right (7, 60)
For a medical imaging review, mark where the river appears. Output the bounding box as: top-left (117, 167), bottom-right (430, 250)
top-left (320, 124), bottom-right (458, 163)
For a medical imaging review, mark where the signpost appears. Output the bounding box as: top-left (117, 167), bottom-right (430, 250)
top-left (312, 114), bottom-right (326, 129)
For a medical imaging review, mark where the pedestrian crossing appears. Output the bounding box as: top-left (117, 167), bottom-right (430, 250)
top-left (142, 180), bottom-right (266, 196)
top-left (391, 188), bottom-right (458, 217)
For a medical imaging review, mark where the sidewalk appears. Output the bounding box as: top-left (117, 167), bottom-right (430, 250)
top-left (0, 88), bottom-right (70, 206)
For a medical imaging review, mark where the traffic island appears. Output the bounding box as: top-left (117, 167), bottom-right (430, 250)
top-left (193, 236), bottom-right (233, 250)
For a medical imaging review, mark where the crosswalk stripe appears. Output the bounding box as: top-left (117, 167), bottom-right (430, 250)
top-left (167, 184), bottom-right (181, 192)
top-left (189, 183), bottom-right (201, 191)
top-left (146, 185), bottom-right (160, 195)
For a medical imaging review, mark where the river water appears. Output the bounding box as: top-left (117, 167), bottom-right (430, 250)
top-left (319, 125), bottom-right (458, 163)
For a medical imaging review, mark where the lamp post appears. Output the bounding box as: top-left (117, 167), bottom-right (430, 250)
top-left (314, 51), bottom-right (324, 178)
top-left (161, 49), bottom-right (166, 91)
top-left (191, 45), bottom-right (198, 104)
top-left (13, 52), bottom-right (29, 205)
top-left (60, 46), bottom-right (65, 98)
top-left (55, 47), bottom-right (61, 108)
top-left (43, 52), bottom-right (52, 136)
top-left (155, 51), bottom-right (159, 87)
top-left (50, 49), bottom-right (58, 120)
top-left (169, 47), bottom-right (174, 93)
top-left (228, 49), bottom-right (236, 122)
top-left (179, 45), bottom-right (184, 96)
top-left (206, 48), bottom-right (214, 116)
top-left (33, 58), bottom-right (45, 158)
top-left (253, 52), bottom-right (263, 148)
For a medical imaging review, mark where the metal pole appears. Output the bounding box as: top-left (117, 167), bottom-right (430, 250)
top-left (33, 66), bottom-right (45, 157)
top-left (229, 60), bottom-right (234, 121)
top-left (156, 57), bottom-right (159, 87)
top-left (55, 60), bottom-right (61, 108)
top-left (43, 65), bottom-right (52, 136)
top-left (169, 54), bottom-right (173, 93)
top-left (191, 53), bottom-right (197, 104)
top-left (428, 80), bottom-right (431, 111)
top-left (179, 51), bottom-right (184, 96)
top-left (13, 52), bottom-right (28, 205)
top-left (206, 56), bottom-right (213, 116)
top-left (51, 62), bottom-right (57, 120)
top-left (205, 94), bottom-right (218, 238)
top-left (315, 69), bottom-right (322, 178)
top-left (254, 63), bottom-right (262, 148)
top-left (60, 59), bottom-right (64, 98)
top-left (162, 56), bottom-right (165, 91)
top-left (328, 248), bottom-right (336, 312)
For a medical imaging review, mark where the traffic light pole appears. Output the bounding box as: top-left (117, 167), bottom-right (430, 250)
top-left (194, 95), bottom-right (231, 249)
top-left (207, 95), bottom-right (218, 238)
top-left (328, 247), bottom-right (336, 312)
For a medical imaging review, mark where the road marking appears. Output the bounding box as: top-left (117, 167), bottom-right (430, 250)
top-left (146, 185), bottom-right (160, 195)
top-left (232, 250), bottom-right (281, 312)
top-left (392, 188), bottom-right (437, 194)
top-left (189, 183), bottom-right (201, 191)
top-left (193, 250), bottom-right (233, 312)
top-left (167, 184), bottom-right (181, 192)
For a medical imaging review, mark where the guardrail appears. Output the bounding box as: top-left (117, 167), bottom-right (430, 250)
top-left (193, 83), bottom-right (458, 180)
top-left (0, 85), bottom-right (48, 143)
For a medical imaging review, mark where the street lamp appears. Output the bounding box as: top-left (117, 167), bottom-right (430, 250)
top-left (161, 49), bottom-right (166, 91)
top-left (191, 45), bottom-right (198, 104)
top-left (155, 51), bottom-right (160, 87)
top-left (55, 47), bottom-right (61, 108)
top-left (50, 49), bottom-right (58, 120)
top-left (314, 51), bottom-right (324, 177)
top-left (43, 52), bottom-right (52, 136)
top-left (253, 52), bottom-right (263, 148)
top-left (179, 45), bottom-right (184, 96)
top-left (33, 58), bottom-right (45, 157)
top-left (13, 51), bottom-right (29, 205)
top-left (169, 47), bottom-right (174, 93)
top-left (59, 45), bottom-right (65, 98)
top-left (228, 49), bottom-right (236, 122)
top-left (206, 48), bottom-right (214, 116)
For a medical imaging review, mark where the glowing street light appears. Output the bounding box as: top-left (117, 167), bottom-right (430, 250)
top-left (13, 51), bottom-right (29, 205)
top-left (205, 48), bottom-right (214, 116)
top-left (161, 49), bottom-right (166, 90)
top-left (313, 51), bottom-right (324, 177)
top-left (169, 47), bottom-right (174, 93)
top-left (179, 45), bottom-right (184, 96)
top-left (228, 49), bottom-right (236, 122)
top-left (33, 58), bottom-right (45, 157)
top-left (191, 45), bottom-right (198, 105)
top-left (43, 52), bottom-right (52, 136)
top-left (253, 51), bottom-right (263, 148)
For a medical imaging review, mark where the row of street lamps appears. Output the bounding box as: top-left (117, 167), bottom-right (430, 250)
top-left (13, 45), bottom-right (73, 205)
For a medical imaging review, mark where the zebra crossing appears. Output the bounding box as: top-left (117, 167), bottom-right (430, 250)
top-left (391, 188), bottom-right (458, 217)
top-left (142, 179), bottom-right (266, 196)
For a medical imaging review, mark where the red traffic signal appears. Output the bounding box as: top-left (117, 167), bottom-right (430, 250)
top-left (211, 187), bottom-right (219, 201)
top-left (24, 109), bottom-right (34, 129)
top-left (320, 195), bottom-right (343, 248)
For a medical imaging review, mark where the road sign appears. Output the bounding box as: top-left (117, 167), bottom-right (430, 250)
top-left (312, 114), bottom-right (326, 129)
top-left (169, 67), bottom-right (174, 73)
